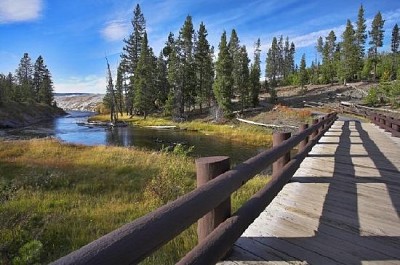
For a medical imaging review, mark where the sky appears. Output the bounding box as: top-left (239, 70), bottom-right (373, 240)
top-left (0, 0), bottom-right (399, 94)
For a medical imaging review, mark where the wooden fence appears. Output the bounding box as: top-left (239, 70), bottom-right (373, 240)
top-left (52, 112), bottom-right (338, 265)
top-left (340, 102), bottom-right (400, 137)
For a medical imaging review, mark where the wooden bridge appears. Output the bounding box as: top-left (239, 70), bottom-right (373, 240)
top-left (53, 112), bottom-right (400, 265)
top-left (219, 119), bottom-right (400, 264)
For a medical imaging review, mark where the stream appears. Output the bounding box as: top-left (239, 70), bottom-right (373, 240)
top-left (2, 111), bottom-right (267, 165)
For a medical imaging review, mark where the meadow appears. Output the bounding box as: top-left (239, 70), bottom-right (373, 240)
top-left (0, 138), bottom-right (270, 264)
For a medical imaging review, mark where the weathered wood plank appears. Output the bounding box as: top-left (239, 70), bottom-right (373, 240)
top-left (219, 119), bottom-right (400, 265)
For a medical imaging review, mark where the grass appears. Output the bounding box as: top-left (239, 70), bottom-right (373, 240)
top-left (0, 138), bottom-right (270, 264)
top-left (91, 114), bottom-right (273, 147)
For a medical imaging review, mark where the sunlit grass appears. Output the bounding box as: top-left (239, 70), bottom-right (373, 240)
top-left (0, 138), bottom-right (270, 264)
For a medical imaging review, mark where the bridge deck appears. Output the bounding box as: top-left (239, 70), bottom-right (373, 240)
top-left (219, 120), bottom-right (400, 265)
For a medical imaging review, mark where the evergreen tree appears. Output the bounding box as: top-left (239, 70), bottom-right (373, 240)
top-left (299, 54), bottom-right (308, 89)
top-left (324, 31), bottom-right (338, 84)
top-left (115, 63), bottom-right (124, 116)
top-left (277, 35), bottom-right (284, 79)
top-left (120, 4), bottom-right (146, 115)
top-left (15, 53), bottom-right (34, 102)
top-left (38, 68), bottom-right (54, 105)
top-left (133, 32), bottom-right (155, 119)
top-left (33, 56), bottom-right (47, 102)
top-left (391, 24), bottom-right (399, 54)
top-left (166, 45), bottom-right (182, 118)
top-left (249, 38), bottom-right (261, 107)
top-left (284, 38), bottom-right (296, 80)
top-left (391, 24), bottom-right (399, 79)
top-left (104, 58), bottom-right (117, 122)
top-left (213, 31), bottom-right (233, 117)
top-left (339, 20), bottom-right (359, 84)
top-left (355, 5), bottom-right (367, 59)
top-left (194, 22), bottom-right (214, 112)
top-left (228, 29), bottom-right (241, 95)
top-left (369, 11), bottom-right (385, 79)
top-left (237, 46), bottom-right (250, 111)
top-left (177, 16), bottom-right (196, 114)
top-left (154, 51), bottom-right (169, 109)
top-left (266, 37), bottom-right (279, 87)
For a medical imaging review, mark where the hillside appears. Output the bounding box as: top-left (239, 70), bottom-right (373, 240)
top-left (54, 93), bottom-right (104, 112)
top-left (0, 102), bottom-right (66, 128)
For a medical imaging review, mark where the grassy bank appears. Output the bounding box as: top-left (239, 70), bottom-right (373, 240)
top-left (0, 139), bottom-right (269, 264)
top-left (91, 114), bottom-right (273, 147)
top-left (0, 101), bottom-right (65, 129)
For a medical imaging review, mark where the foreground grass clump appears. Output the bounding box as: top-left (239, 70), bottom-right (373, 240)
top-left (0, 139), bottom-right (270, 264)
top-left (91, 114), bottom-right (273, 147)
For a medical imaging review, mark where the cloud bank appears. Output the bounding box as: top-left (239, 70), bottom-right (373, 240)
top-left (0, 0), bottom-right (42, 23)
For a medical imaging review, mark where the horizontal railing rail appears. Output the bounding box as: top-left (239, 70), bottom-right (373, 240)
top-left (52, 112), bottom-right (338, 265)
top-left (339, 102), bottom-right (400, 137)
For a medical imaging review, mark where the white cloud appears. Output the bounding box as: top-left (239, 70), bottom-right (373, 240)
top-left (101, 20), bottom-right (129, 42)
top-left (0, 0), bottom-right (42, 23)
top-left (54, 75), bottom-right (107, 94)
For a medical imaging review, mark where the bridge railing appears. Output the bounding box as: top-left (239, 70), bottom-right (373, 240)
top-left (339, 102), bottom-right (400, 137)
top-left (52, 112), bottom-right (338, 265)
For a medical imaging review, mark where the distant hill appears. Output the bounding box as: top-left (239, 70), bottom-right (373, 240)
top-left (54, 93), bottom-right (104, 112)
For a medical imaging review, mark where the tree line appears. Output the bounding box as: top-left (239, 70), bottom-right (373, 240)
top-left (0, 53), bottom-right (55, 106)
top-left (304, 5), bottom-right (399, 87)
top-left (104, 4), bottom-right (399, 120)
top-left (104, 4), bottom-right (296, 120)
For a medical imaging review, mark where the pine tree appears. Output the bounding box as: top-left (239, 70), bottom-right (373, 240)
top-left (15, 53), bottom-right (34, 102)
top-left (228, 29), bottom-right (241, 95)
top-left (33, 56), bottom-right (46, 102)
top-left (391, 24), bottom-right (399, 54)
top-left (249, 38), bottom-right (261, 107)
top-left (369, 12), bottom-right (385, 80)
top-left (115, 63), bottom-right (124, 116)
top-left (266, 37), bottom-right (279, 87)
top-left (299, 54), bottom-right (308, 89)
top-left (166, 45), bottom-right (181, 118)
top-left (213, 31), bottom-right (233, 117)
top-left (133, 32), bottom-right (155, 119)
top-left (237, 46), bottom-right (250, 112)
top-left (38, 68), bottom-right (54, 105)
top-left (391, 24), bottom-right (399, 79)
top-left (324, 31), bottom-right (337, 84)
top-left (194, 22), bottom-right (214, 112)
top-left (154, 51), bottom-right (169, 109)
top-left (120, 4), bottom-right (146, 115)
top-left (277, 35), bottom-right (284, 79)
top-left (104, 58), bottom-right (117, 122)
top-left (356, 5), bottom-right (367, 59)
top-left (177, 16), bottom-right (196, 114)
top-left (339, 20), bottom-right (359, 84)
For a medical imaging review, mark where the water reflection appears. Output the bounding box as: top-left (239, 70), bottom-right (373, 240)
top-left (5, 111), bottom-right (266, 165)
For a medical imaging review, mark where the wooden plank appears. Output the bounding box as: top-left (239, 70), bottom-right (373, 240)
top-left (219, 119), bottom-right (400, 264)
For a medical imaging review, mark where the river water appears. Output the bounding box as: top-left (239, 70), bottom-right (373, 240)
top-left (3, 111), bottom-right (266, 165)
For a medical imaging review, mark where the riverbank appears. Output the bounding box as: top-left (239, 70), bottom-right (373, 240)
top-left (0, 138), bottom-right (269, 264)
top-left (0, 101), bottom-right (66, 129)
top-left (91, 114), bottom-right (274, 147)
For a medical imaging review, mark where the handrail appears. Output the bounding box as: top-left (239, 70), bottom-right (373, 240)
top-left (339, 102), bottom-right (400, 137)
top-left (52, 112), bottom-right (337, 265)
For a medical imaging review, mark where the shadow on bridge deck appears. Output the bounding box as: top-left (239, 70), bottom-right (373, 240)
top-left (219, 120), bottom-right (400, 265)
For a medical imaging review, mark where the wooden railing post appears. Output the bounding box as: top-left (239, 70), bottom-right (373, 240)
top-left (298, 124), bottom-right (309, 152)
top-left (196, 156), bottom-right (230, 243)
top-left (272, 132), bottom-right (291, 176)
top-left (311, 119), bottom-right (319, 139)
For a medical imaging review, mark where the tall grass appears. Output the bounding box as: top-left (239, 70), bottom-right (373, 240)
top-left (0, 139), bottom-right (269, 264)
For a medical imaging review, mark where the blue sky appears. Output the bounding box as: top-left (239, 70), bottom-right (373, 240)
top-left (0, 0), bottom-right (399, 93)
